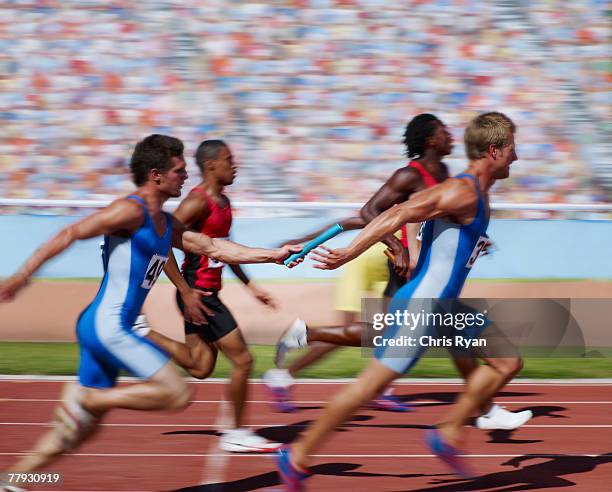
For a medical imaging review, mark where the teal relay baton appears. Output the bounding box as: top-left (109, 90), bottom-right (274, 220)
top-left (283, 223), bottom-right (344, 266)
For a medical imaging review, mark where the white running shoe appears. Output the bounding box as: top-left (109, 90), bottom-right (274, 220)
top-left (132, 314), bottom-right (151, 337)
top-left (263, 369), bottom-right (297, 412)
top-left (263, 368), bottom-right (295, 389)
top-left (219, 428), bottom-right (282, 453)
top-left (475, 405), bottom-right (533, 430)
top-left (0, 480), bottom-right (26, 492)
top-left (275, 318), bottom-right (307, 367)
top-left (55, 383), bottom-right (99, 451)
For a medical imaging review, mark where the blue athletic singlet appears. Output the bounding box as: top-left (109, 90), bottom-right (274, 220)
top-left (76, 195), bottom-right (172, 388)
top-left (395, 173), bottom-right (489, 301)
top-left (376, 174), bottom-right (490, 374)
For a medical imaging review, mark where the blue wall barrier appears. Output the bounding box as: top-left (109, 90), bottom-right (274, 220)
top-left (1, 215), bottom-right (610, 280)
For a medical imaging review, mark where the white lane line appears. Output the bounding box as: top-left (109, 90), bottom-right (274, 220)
top-left (200, 399), bottom-right (230, 485)
top-left (0, 452), bottom-right (606, 458)
top-left (2, 376), bottom-right (612, 384)
top-left (4, 398), bottom-right (612, 404)
top-left (1, 423), bottom-right (611, 428)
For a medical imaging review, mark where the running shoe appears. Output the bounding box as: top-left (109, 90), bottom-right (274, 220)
top-left (0, 480), bottom-right (26, 492)
top-left (269, 386), bottom-right (297, 413)
top-left (277, 446), bottom-right (310, 491)
top-left (425, 428), bottom-right (472, 478)
top-left (368, 388), bottom-right (412, 412)
top-left (131, 314), bottom-right (151, 337)
top-left (475, 405), bottom-right (533, 430)
top-left (275, 319), bottom-right (307, 367)
top-left (263, 369), bottom-right (296, 413)
top-left (219, 428), bottom-right (282, 453)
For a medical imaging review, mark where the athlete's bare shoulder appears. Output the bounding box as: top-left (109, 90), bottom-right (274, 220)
top-left (186, 185), bottom-right (206, 199)
top-left (66, 196), bottom-right (145, 240)
top-left (388, 166), bottom-right (424, 193)
top-left (435, 176), bottom-right (480, 219)
top-left (115, 195), bottom-right (145, 210)
top-left (175, 187), bottom-right (209, 227)
top-left (104, 196), bottom-right (146, 235)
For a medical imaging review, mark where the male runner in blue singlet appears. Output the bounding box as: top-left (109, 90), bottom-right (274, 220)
top-left (277, 112), bottom-right (523, 490)
top-left (0, 134), bottom-right (301, 481)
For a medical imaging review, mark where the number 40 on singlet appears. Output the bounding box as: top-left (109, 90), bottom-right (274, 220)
top-left (141, 254), bottom-right (168, 290)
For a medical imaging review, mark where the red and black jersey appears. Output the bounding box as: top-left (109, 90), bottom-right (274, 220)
top-left (182, 187), bottom-right (232, 291)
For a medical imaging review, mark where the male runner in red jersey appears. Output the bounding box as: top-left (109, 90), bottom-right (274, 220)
top-left (137, 140), bottom-right (283, 452)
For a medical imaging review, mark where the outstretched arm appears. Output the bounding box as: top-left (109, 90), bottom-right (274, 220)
top-left (0, 199), bottom-right (143, 301)
top-left (314, 179), bottom-right (477, 270)
top-left (171, 217), bottom-right (301, 265)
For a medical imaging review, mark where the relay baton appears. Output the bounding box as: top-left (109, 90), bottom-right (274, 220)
top-left (283, 223), bottom-right (344, 265)
top-left (383, 248), bottom-right (395, 263)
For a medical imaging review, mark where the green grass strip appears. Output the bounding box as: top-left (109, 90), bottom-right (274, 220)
top-left (0, 342), bottom-right (610, 379)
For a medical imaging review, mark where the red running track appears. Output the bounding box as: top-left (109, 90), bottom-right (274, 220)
top-left (1, 379), bottom-right (611, 491)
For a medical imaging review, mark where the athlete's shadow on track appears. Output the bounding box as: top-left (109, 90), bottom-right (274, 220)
top-left (162, 415), bottom-right (376, 444)
top-left (396, 391), bottom-right (540, 409)
top-left (521, 405), bottom-right (568, 420)
top-left (402, 453), bottom-right (612, 491)
top-left (483, 429), bottom-right (542, 445)
top-left (172, 462), bottom-right (448, 492)
top-left (163, 430), bottom-right (222, 437)
top-left (172, 454), bottom-right (612, 491)
top-left (347, 404), bottom-right (568, 445)
top-left (163, 405), bottom-right (567, 446)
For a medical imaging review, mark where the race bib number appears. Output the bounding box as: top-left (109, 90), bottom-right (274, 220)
top-left (416, 221), bottom-right (426, 241)
top-left (141, 254), bottom-right (168, 289)
top-left (466, 236), bottom-right (488, 268)
top-left (208, 237), bottom-right (229, 269)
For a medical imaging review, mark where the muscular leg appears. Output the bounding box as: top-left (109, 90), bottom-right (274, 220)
top-left (84, 361), bottom-right (192, 413)
top-left (306, 323), bottom-right (364, 346)
top-left (291, 359), bottom-right (399, 469)
top-left (438, 357), bottom-right (523, 446)
top-left (215, 328), bottom-right (254, 428)
top-left (10, 362), bottom-right (191, 473)
top-left (147, 331), bottom-right (218, 379)
top-left (9, 423), bottom-right (89, 473)
top-left (452, 356), bottom-right (493, 414)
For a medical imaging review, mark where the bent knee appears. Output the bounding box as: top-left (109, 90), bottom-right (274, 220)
top-left (232, 352), bottom-right (254, 373)
top-left (494, 358), bottom-right (523, 377)
top-left (188, 365), bottom-right (214, 380)
top-left (162, 382), bottom-right (193, 410)
top-left (511, 358), bottom-right (524, 375)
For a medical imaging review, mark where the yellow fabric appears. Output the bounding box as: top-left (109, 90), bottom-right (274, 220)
top-left (334, 242), bottom-right (389, 313)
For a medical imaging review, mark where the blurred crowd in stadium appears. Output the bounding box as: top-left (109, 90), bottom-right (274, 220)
top-left (0, 1), bottom-right (609, 217)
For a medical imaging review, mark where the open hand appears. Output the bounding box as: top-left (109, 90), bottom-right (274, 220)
top-left (248, 283), bottom-right (278, 310)
top-left (181, 288), bottom-right (215, 325)
top-left (310, 245), bottom-right (351, 270)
